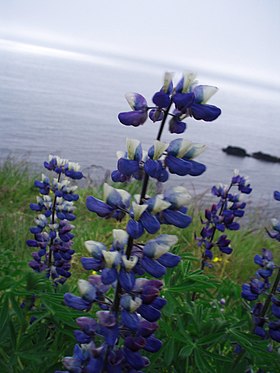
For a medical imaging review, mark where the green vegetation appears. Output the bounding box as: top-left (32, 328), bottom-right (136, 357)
top-left (0, 159), bottom-right (279, 372)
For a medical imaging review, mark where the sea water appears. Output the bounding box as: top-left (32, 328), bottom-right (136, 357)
top-left (1, 39), bottom-right (280, 215)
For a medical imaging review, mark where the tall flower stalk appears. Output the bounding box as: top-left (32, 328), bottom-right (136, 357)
top-left (195, 170), bottom-right (252, 271)
top-left (27, 155), bottom-right (83, 285)
top-left (58, 72), bottom-right (221, 372)
top-left (241, 190), bottom-right (280, 344)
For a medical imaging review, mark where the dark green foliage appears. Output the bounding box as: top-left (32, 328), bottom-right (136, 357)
top-left (1, 160), bottom-right (280, 372)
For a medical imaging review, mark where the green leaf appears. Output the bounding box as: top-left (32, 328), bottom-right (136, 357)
top-left (0, 294), bottom-right (10, 335)
top-left (197, 331), bottom-right (226, 346)
top-left (179, 343), bottom-right (194, 358)
top-left (194, 348), bottom-right (212, 373)
top-left (162, 338), bottom-right (175, 366)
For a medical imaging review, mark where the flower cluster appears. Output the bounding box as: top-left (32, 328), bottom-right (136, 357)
top-left (196, 170), bottom-right (252, 268)
top-left (61, 231), bottom-right (179, 371)
top-left (241, 191), bottom-right (280, 343)
top-left (27, 155), bottom-right (83, 285)
top-left (86, 183), bottom-right (192, 239)
top-left (118, 72), bottom-right (221, 133)
top-left (112, 137), bottom-right (206, 183)
top-left (57, 72), bottom-right (222, 372)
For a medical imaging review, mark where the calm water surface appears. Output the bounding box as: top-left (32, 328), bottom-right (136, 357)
top-left (1, 40), bottom-right (280, 215)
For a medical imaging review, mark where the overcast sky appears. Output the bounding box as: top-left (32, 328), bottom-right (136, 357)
top-left (1, 0), bottom-right (280, 84)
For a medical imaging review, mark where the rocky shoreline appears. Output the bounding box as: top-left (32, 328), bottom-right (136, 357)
top-left (222, 146), bottom-right (280, 163)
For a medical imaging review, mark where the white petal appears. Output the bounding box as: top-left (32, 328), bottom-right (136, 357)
top-left (132, 202), bottom-right (148, 221)
top-left (151, 196), bottom-right (171, 214)
top-left (85, 241), bottom-right (106, 256)
top-left (113, 229), bottom-right (128, 249)
top-left (126, 138), bottom-right (141, 160)
top-left (163, 72), bottom-right (173, 91)
top-left (122, 255), bottom-right (138, 271)
top-left (103, 251), bottom-right (120, 268)
top-left (182, 72), bottom-right (197, 92)
top-left (177, 139), bottom-right (193, 158)
top-left (153, 140), bottom-right (169, 160)
top-left (185, 144), bottom-right (206, 159)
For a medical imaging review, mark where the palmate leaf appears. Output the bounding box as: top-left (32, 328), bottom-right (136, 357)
top-left (197, 331), bottom-right (227, 346)
top-left (194, 348), bottom-right (213, 373)
top-left (0, 275), bottom-right (16, 291)
top-left (178, 343), bottom-right (194, 358)
top-left (228, 329), bottom-right (280, 370)
top-left (0, 294), bottom-right (10, 336)
top-left (162, 338), bottom-right (175, 366)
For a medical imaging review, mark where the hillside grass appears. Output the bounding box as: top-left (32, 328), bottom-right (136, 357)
top-left (1, 159), bottom-right (280, 372)
top-left (0, 158), bottom-right (278, 285)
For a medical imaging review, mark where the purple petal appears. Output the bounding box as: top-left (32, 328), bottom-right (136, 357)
top-left (149, 109), bottom-right (163, 122)
top-left (118, 111), bottom-right (148, 127)
top-left (169, 118), bottom-right (186, 134)
top-left (188, 160), bottom-right (206, 176)
top-left (123, 348), bottom-right (146, 370)
top-left (111, 169), bottom-right (129, 182)
top-left (141, 256), bottom-right (166, 278)
top-left (161, 209), bottom-right (192, 228)
top-left (64, 293), bottom-right (91, 311)
top-left (101, 268), bottom-right (118, 284)
top-left (165, 155), bottom-right (192, 176)
top-left (118, 158), bottom-right (139, 176)
top-left (144, 336), bottom-right (162, 352)
top-left (140, 211), bottom-right (160, 234)
top-left (86, 196), bottom-right (113, 217)
top-left (126, 219), bottom-right (144, 239)
top-left (137, 303), bottom-right (161, 322)
top-left (121, 310), bottom-right (140, 331)
top-left (151, 297), bottom-right (167, 310)
top-left (157, 252), bottom-right (181, 267)
top-left (274, 191), bottom-right (280, 201)
top-left (119, 268), bottom-right (135, 292)
top-left (190, 103), bottom-right (221, 121)
top-left (152, 91), bottom-right (171, 108)
top-left (73, 330), bottom-right (91, 344)
top-left (173, 92), bottom-right (195, 110)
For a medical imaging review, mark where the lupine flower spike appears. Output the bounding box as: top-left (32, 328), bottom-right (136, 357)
top-left (242, 190), bottom-right (280, 343)
top-left (27, 155), bottom-right (83, 285)
top-left (58, 72), bottom-right (222, 372)
top-left (196, 169), bottom-right (252, 269)
top-left (118, 72), bottom-right (221, 133)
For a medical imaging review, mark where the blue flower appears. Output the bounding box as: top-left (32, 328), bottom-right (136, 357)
top-left (118, 93), bottom-right (148, 126)
top-left (44, 155), bottom-right (84, 180)
top-left (126, 202), bottom-right (160, 239)
top-left (165, 138), bottom-right (206, 177)
top-left (111, 138), bottom-right (144, 182)
top-left (86, 183), bottom-right (131, 221)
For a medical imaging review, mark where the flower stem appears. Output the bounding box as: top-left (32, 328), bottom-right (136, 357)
top-left (193, 184), bottom-right (233, 301)
top-left (232, 266), bottom-right (280, 370)
top-left (113, 101), bottom-right (173, 313)
top-left (260, 267), bottom-right (280, 317)
top-left (48, 172), bottom-right (61, 267)
top-left (139, 101), bottom-right (173, 204)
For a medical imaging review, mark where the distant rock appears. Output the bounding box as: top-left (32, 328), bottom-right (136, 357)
top-left (222, 146), bottom-right (250, 157)
top-left (222, 146), bottom-right (280, 163)
top-left (251, 151), bottom-right (280, 163)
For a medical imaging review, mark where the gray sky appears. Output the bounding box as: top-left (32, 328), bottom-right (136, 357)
top-left (1, 0), bottom-right (280, 84)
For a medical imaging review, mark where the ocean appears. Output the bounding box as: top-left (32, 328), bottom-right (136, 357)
top-left (1, 39), bottom-right (280, 216)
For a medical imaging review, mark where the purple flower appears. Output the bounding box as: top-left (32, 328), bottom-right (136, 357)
top-left (118, 93), bottom-right (148, 126)
top-left (86, 183), bottom-right (131, 221)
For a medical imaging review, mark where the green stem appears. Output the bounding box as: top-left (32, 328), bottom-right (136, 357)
top-left (232, 267), bottom-right (280, 369)
top-left (192, 184), bottom-right (233, 301)
top-left (139, 101), bottom-right (173, 204)
top-left (112, 99), bottom-right (173, 312)
top-left (48, 172), bottom-right (61, 267)
top-left (260, 267), bottom-right (280, 317)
